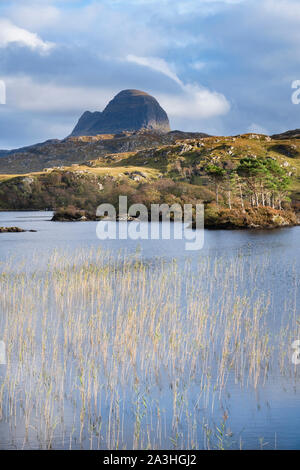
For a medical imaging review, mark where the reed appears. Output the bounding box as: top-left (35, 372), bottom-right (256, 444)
top-left (0, 247), bottom-right (298, 449)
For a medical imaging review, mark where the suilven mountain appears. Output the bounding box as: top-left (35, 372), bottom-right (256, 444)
top-left (71, 89), bottom-right (171, 136)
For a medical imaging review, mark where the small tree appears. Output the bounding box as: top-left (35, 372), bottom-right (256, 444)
top-left (236, 158), bottom-right (267, 207)
top-left (236, 157), bottom-right (292, 210)
top-left (223, 170), bottom-right (238, 210)
top-left (205, 164), bottom-right (226, 206)
top-left (264, 159), bottom-right (291, 209)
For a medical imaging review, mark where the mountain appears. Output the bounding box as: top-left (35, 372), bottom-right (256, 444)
top-left (71, 89), bottom-right (171, 136)
top-left (0, 130), bottom-right (209, 174)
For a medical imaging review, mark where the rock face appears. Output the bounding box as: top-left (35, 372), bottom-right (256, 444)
top-left (71, 89), bottom-right (171, 136)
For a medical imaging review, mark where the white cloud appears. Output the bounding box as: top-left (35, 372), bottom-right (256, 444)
top-left (4, 72), bottom-right (230, 124)
top-left (175, 0), bottom-right (244, 16)
top-left (126, 55), bottom-right (230, 119)
top-left (4, 76), bottom-right (115, 112)
top-left (247, 123), bottom-right (269, 135)
top-left (127, 55), bottom-right (181, 85)
top-left (107, 0), bottom-right (245, 16)
top-left (263, 0), bottom-right (300, 21)
top-left (190, 61), bottom-right (206, 71)
top-left (0, 19), bottom-right (54, 53)
top-left (158, 85), bottom-right (230, 119)
top-left (9, 4), bottom-right (60, 31)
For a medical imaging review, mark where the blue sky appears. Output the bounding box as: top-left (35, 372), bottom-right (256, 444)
top-left (0, 0), bottom-right (299, 148)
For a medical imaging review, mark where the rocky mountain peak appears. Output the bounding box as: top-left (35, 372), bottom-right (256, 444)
top-left (71, 89), bottom-right (171, 136)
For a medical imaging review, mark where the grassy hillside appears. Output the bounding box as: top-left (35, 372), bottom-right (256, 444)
top-left (0, 133), bottom-right (299, 227)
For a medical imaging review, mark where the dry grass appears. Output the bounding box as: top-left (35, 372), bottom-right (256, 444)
top-left (71, 165), bottom-right (160, 178)
top-left (0, 249), bottom-right (298, 449)
top-left (0, 166), bottom-right (159, 184)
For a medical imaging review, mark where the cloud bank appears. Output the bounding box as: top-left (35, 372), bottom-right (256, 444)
top-left (0, 0), bottom-right (299, 147)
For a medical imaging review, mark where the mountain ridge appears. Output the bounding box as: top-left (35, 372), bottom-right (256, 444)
top-left (0, 130), bottom-right (209, 174)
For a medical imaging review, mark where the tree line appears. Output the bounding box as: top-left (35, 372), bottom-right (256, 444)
top-left (206, 157), bottom-right (292, 211)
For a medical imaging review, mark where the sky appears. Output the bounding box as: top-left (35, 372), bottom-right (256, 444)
top-left (0, 0), bottom-right (299, 148)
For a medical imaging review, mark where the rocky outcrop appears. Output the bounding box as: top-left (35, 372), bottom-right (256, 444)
top-left (71, 89), bottom-right (171, 136)
top-left (0, 226), bottom-right (37, 233)
top-left (52, 208), bottom-right (99, 222)
top-left (201, 206), bottom-right (298, 230)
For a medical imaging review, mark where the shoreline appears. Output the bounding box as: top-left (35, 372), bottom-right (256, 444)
top-left (1, 207), bottom-right (299, 231)
top-left (50, 205), bottom-right (300, 230)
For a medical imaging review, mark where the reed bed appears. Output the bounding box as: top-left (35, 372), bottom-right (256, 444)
top-left (0, 248), bottom-right (298, 449)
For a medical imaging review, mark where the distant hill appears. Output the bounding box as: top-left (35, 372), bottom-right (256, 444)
top-left (271, 129), bottom-right (300, 140)
top-left (0, 132), bottom-right (298, 229)
top-left (71, 89), bottom-right (171, 136)
top-left (0, 130), bottom-right (209, 174)
top-left (0, 140), bottom-right (60, 158)
top-left (0, 132), bottom-right (298, 213)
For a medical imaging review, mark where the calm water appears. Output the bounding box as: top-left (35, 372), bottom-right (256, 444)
top-left (0, 210), bottom-right (299, 263)
top-left (0, 211), bottom-right (299, 449)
